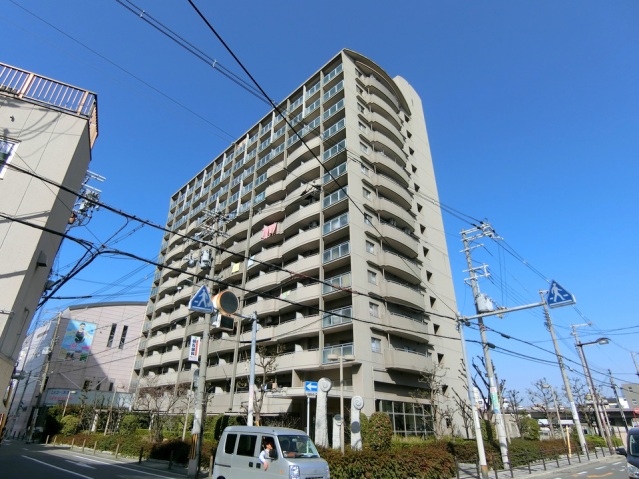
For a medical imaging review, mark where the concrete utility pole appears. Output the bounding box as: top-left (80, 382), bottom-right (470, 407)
top-left (609, 369), bottom-right (629, 432)
top-left (461, 225), bottom-right (510, 469)
top-left (457, 320), bottom-right (489, 479)
top-left (540, 292), bottom-right (587, 454)
top-left (573, 326), bottom-right (614, 454)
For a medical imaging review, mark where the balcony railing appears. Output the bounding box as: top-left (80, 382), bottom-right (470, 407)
top-left (0, 62), bottom-right (98, 146)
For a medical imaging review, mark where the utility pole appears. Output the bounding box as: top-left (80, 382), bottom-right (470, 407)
top-left (572, 326), bottom-right (614, 453)
top-left (26, 312), bottom-right (61, 443)
top-left (461, 224), bottom-right (509, 469)
top-left (457, 320), bottom-right (489, 479)
top-left (609, 369), bottom-right (629, 433)
top-left (540, 292), bottom-right (587, 454)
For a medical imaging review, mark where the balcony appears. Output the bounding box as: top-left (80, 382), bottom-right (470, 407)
top-left (362, 74), bottom-right (400, 113)
top-left (166, 327), bottom-right (186, 344)
top-left (386, 348), bottom-right (432, 373)
top-left (370, 131), bottom-right (406, 167)
top-left (146, 332), bottom-right (166, 349)
top-left (380, 250), bottom-right (421, 284)
top-left (143, 352), bottom-right (162, 368)
top-left (274, 350), bottom-right (321, 371)
top-left (245, 269), bottom-right (290, 293)
top-left (377, 222), bottom-right (419, 258)
top-left (372, 173), bottom-right (412, 209)
top-left (281, 202), bottom-right (321, 235)
top-left (380, 280), bottom-right (424, 310)
top-left (366, 111), bottom-right (404, 150)
top-left (162, 347), bottom-right (182, 364)
top-left (369, 151), bottom-right (409, 186)
top-left (374, 197), bottom-right (415, 228)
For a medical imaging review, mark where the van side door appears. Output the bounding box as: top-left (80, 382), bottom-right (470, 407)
top-left (236, 433), bottom-right (259, 469)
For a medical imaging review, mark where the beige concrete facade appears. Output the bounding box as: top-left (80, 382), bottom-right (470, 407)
top-left (136, 50), bottom-right (466, 436)
top-left (0, 62), bottom-right (98, 417)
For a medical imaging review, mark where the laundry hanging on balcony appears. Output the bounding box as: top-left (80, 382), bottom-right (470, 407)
top-left (261, 222), bottom-right (280, 239)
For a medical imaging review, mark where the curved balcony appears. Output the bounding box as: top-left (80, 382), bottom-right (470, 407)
top-left (252, 245), bottom-right (282, 268)
top-left (220, 261), bottom-right (245, 284)
top-left (380, 250), bottom-right (421, 285)
top-left (286, 136), bottom-right (321, 170)
top-left (377, 222), bottom-right (419, 258)
top-left (152, 313), bottom-right (172, 331)
top-left (386, 348), bottom-right (432, 373)
top-left (186, 320), bottom-right (204, 337)
top-left (266, 158), bottom-right (287, 183)
top-left (272, 349), bottom-right (320, 371)
top-left (178, 370), bottom-right (195, 385)
top-left (245, 269), bottom-right (289, 293)
top-left (164, 242), bottom-right (187, 265)
top-left (370, 131), bottom-right (406, 167)
top-left (362, 74), bottom-right (400, 113)
top-left (366, 111), bottom-right (404, 150)
top-left (285, 159), bottom-right (320, 189)
top-left (280, 284), bottom-right (321, 312)
top-left (169, 304), bottom-right (191, 323)
top-left (162, 347), bottom-right (182, 364)
top-left (286, 253), bottom-right (321, 279)
top-left (263, 179), bottom-right (287, 204)
top-left (218, 241), bottom-right (247, 269)
top-left (374, 197), bottom-right (415, 228)
top-left (166, 327), bottom-right (186, 344)
top-left (380, 280), bottom-right (424, 310)
top-left (372, 173), bottom-right (412, 210)
top-left (281, 202), bottom-right (321, 236)
top-left (154, 294), bottom-right (176, 315)
top-left (251, 200), bottom-right (286, 229)
top-left (370, 151), bottom-right (409, 187)
top-left (380, 313), bottom-right (429, 338)
top-left (146, 332), bottom-right (166, 349)
top-left (249, 298), bottom-right (280, 316)
top-left (149, 371), bottom-right (179, 387)
top-left (143, 352), bottom-right (162, 368)
top-left (281, 227), bottom-right (322, 255)
top-left (226, 219), bottom-right (250, 243)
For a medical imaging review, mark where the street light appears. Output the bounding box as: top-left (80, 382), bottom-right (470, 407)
top-left (575, 337), bottom-right (614, 453)
top-left (327, 352), bottom-right (355, 454)
top-left (62, 390), bottom-right (77, 417)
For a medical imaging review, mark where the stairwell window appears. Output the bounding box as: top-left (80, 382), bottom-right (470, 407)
top-left (368, 270), bottom-right (377, 285)
top-left (0, 138), bottom-right (17, 179)
top-left (119, 325), bottom-right (128, 349)
top-left (371, 337), bottom-right (382, 353)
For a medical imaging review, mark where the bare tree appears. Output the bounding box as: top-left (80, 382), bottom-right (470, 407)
top-left (411, 363), bottom-right (457, 437)
top-left (503, 388), bottom-right (525, 435)
top-left (237, 344), bottom-right (284, 425)
top-left (134, 376), bottom-right (190, 441)
top-left (526, 378), bottom-right (555, 437)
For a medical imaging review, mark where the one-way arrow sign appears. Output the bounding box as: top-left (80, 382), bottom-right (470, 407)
top-left (546, 280), bottom-right (576, 308)
top-left (189, 285), bottom-right (213, 313)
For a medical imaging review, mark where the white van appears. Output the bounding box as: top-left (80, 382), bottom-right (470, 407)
top-left (212, 426), bottom-right (330, 479)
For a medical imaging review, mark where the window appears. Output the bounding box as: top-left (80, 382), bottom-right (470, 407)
top-left (368, 270), bottom-right (377, 285)
top-left (360, 142), bottom-right (369, 154)
top-left (366, 241), bottom-right (375, 254)
top-left (357, 103), bottom-right (365, 113)
top-left (358, 121), bottom-right (368, 132)
top-left (106, 323), bottom-right (117, 348)
top-left (369, 302), bottom-right (379, 317)
top-left (119, 325), bottom-right (128, 349)
top-left (83, 380), bottom-right (92, 391)
top-left (0, 139), bottom-right (17, 178)
top-left (371, 337), bottom-right (381, 353)
top-left (360, 164), bottom-right (370, 176)
top-left (364, 214), bottom-right (373, 225)
top-left (237, 434), bottom-right (258, 457)
top-left (363, 188), bottom-right (371, 200)
top-left (224, 434), bottom-right (238, 454)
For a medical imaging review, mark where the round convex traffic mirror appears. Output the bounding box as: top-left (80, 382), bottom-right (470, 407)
top-left (213, 290), bottom-right (239, 315)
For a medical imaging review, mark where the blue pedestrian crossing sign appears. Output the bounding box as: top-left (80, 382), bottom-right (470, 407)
top-left (189, 285), bottom-right (214, 313)
top-left (546, 280), bottom-right (576, 308)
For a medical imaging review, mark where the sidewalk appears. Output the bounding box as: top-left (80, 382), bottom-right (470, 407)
top-left (455, 449), bottom-right (624, 479)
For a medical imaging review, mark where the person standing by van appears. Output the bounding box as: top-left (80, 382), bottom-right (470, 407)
top-left (259, 438), bottom-right (274, 470)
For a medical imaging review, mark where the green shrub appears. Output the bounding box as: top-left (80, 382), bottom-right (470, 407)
top-left (61, 416), bottom-right (82, 436)
top-left (519, 416), bottom-right (540, 440)
top-left (150, 438), bottom-right (191, 464)
top-left (119, 415), bottom-right (142, 435)
top-left (361, 412), bottom-right (392, 451)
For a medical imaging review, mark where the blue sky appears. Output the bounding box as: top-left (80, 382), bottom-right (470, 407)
top-left (3, 1), bottom-right (638, 402)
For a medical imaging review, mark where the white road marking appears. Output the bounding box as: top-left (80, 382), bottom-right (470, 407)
top-left (72, 455), bottom-right (179, 478)
top-left (22, 455), bottom-right (94, 479)
top-left (67, 459), bottom-right (96, 469)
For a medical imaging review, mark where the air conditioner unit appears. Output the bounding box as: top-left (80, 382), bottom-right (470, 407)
top-left (309, 221), bottom-right (318, 228)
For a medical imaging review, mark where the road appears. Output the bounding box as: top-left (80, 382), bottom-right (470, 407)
top-left (0, 437), bottom-right (188, 479)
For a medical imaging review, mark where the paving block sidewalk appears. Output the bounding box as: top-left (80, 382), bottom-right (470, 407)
top-left (454, 449), bottom-right (624, 479)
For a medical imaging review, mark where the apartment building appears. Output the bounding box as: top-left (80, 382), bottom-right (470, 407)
top-left (7, 302), bottom-right (145, 437)
top-left (0, 62), bottom-right (98, 419)
top-left (136, 49), bottom-right (465, 436)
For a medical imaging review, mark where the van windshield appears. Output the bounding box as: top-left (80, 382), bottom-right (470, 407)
top-left (277, 434), bottom-right (320, 458)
